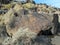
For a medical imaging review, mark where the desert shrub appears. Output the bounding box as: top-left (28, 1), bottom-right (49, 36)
top-left (22, 3), bottom-right (35, 9)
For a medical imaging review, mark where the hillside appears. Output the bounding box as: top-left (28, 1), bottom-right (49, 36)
top-left (0, 1), bottom-right (60, 45)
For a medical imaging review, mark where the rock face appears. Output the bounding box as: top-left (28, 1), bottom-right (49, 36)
top-left (3, 35), bottom-right (52, 45)
top-left (0, 24), bottom-right (8, 44)
top-left (2, 27), bottom-right (52, 45)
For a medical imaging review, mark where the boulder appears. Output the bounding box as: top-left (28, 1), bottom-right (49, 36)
top-left (4, 7), bottom-right (53, 37)
top-left (3, 4), bottom-right (59, 36)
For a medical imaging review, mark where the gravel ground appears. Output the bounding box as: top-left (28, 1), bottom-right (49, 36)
top-left (51, 35), bottom-right (60, 45)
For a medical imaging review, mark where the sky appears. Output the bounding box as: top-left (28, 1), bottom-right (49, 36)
top-left (15, 0), bottom-right (60, 8)
top-left (34, 0), bottom-right (60, 8)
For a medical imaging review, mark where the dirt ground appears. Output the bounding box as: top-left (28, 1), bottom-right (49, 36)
top-left (51, 35), bottom-right (60, 45)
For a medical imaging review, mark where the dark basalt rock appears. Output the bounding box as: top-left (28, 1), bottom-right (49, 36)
top-left (0, 0), bottom-right (12, 4)
top-left (0, 9), bottom-right (8, 15)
